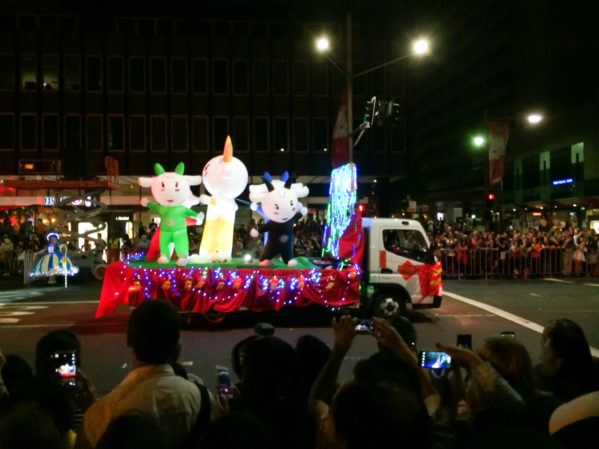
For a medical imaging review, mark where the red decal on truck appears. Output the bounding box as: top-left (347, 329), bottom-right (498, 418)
top-left (379, 250), bottom-right (386, 269)
top-left (398, 261), bottom-right (415, 279)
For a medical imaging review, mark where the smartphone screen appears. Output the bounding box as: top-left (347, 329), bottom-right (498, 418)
top-left (355, 318), bottom-right (374, 334)
top-left (457, 334), bottom-right (472, 349)
top-left (52, 350), bottom-right (77, 386)
top-left (216, 365), bottom-right (233, 397)
top-left (500, 331), bottom-right (516, 338)
top-left (419, 351), bottom-right (452, 369)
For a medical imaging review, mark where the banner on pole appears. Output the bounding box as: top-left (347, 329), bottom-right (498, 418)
top-left (488, 121), bottom-right (510, 187)
top-left (331, 88), bottom-right (349, 168)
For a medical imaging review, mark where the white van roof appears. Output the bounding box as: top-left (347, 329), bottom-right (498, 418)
top-left (361, 217), bottom-right (425, 230)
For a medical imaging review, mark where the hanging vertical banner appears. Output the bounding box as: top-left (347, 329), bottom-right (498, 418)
top-left (331, 88), bottom-right (349, 169)
top-left (488, 121), bottom-right (510, 187)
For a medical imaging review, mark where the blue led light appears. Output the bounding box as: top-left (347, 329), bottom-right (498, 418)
top-left (552, 178), bottom-right (573, 185)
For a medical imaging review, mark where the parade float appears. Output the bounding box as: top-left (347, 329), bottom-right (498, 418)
top-left (96, 142), bottom-right (442, 322)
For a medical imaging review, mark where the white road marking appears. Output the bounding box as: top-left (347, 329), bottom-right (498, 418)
top-left (543, 278), bottom-right (573, 284)
top-left (121, 363), bottom-right (128, 369)
top-left (181, 361), bottom-right (194, 366)
top-left (530, 293), bottom-right (542, 297)
top-left (0, 311), bottom-right (35, 316)
top-left (0, 318), bottom-right (20, 324)
top-left (444, 290), bottom-right (599, 358)
top-left (585, 283), bottom-right (599, 287)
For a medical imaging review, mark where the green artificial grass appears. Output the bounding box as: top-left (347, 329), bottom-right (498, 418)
top-left (127, 256), bottom-right (321, 270)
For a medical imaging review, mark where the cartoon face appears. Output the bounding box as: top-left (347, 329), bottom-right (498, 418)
top-left (202, 156), bottom-right (248, 199)
top-left (261, 187), bottom-right (300, 223)
top-left (150, 172), bottom-right (192, 206)
top-left (138, 162), bottom-right (202, 207)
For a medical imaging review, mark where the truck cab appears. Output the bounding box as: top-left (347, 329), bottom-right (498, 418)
top-left (361, 218), bottom-right (442, 318)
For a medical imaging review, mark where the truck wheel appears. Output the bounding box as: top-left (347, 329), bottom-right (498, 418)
top-left (93, 264), bottom-right (106, 281)
top-left (372, 294), bottom-right (406, 319)
top-left (200, 310), bottom-right (227, 329)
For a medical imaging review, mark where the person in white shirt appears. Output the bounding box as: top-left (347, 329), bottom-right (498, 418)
top-left (75, 300), bottom-right (202, 449)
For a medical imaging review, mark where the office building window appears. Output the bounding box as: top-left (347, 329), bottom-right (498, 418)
top-left (213, 117), bottom-right (229, 148)
top-left (353, 62), bottom-right (366, 95)
top-left (293, 62), bottom-right (308, 95)
top-left (130, 116), bottom-right (145, 152)
top-left (192, 59), bottom-right (207, 93)
top-left (313, 118), bottom-right (328, 152)
top-left (43, 115), bottom-right (58, 150)
top-left (64, 55), bottom-right (81, 91)
top-left (108, 57), bottom-right (124, 91)
top-left (108, 116), bottom-right (123, 150)
top-left (41, 55), bottom-right (58, 91)
top-left (253, 61), bottom-right (268, 95)
top-left (87, 115), bottom-right (103, 151)
top-left (0, 55), bottom-right (14, 91)
top-left (233, 60), bottom-right (247, 94)
top-left (372, 127), bottom-right (385, 153)
top-left (21, 54), bottom-right (37, 90)
top-left (192, 116), bottom-right (208, 152)
top-left (151, 116), bottom-right (166, 151)
top-left (293, 118), bottom-right (308, 152)
top-left (311, 62), bottom-right (328, 96)
top-left (130, 58), bottom-right (145, 92)
top-left (86, 56), bottom-right (102, 91)
top-left (64, 115), bottom-right (81, 149)
top-left (213, 60), bottom-right (228, 94)
top-left (273, 61), bottom-right (288, 95)
top-left (0, 115), bottom-right (14, 149)
top-left (233, 117), bottom-right (249, 152)
top-left (172, 116), bottom-right (188, 152)
top-left (254, 117), bottom-right (269, 152)
top-left (274, 118), bottom-right (288, 151)
top-left (151, 59), bottom-right (166, 92)
top-left (21, 115), bottom-right (37, 149)
top-left (172, 58), bottom-right (187, 93)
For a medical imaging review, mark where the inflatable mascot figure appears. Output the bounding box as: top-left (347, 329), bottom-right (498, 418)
top-left (193, 135), bottom-right (249, 263)
top-left (138, 162), bottom-right (203, 266)
top-left (249, 172), bottom-right (309, 266)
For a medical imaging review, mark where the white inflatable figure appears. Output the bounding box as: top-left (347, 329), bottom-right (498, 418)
top-left (249, 172), bottom-right (309, 267)
top-left (192, 135), bottom-right (249, 263)
top-left (138, 162), bottom-right (203, 266)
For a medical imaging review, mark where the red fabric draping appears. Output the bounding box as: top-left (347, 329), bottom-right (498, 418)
top-left (96, 261), bottom-right (361, 318)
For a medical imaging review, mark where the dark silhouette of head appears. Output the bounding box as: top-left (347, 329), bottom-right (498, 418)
top-left (1, 354), bottom-right (34, 395)
top-left (95, 410), bottom-right (170, 449)
top-left (127, 299), bottom-right (181, 365)
top-left (540, 318), bottom-right (596, 399)
top-left (35, 330), bottom-right (81, 378)
top-left (0, 402), bottom-right (63, 449)
top-left (198, 412), bottom-right (274, 449)
top-left (295, 334), bottom-right (331, 390)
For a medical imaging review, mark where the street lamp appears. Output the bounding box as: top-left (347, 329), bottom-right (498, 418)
top-left (314, 15), bottom-right (430, 163)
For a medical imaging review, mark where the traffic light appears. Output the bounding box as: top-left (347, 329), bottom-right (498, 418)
top-left (387, 99), bottom-right (400, 125)
top-left (364, 96), bottom-right (377, 126)
top-left (486, 193), bottom-right (495, 209)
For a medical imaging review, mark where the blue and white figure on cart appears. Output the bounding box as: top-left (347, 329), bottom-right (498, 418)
top-left (30, 232), bottom-right (79, 284)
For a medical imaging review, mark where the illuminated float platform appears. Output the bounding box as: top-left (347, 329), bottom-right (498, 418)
top-left (96, 256), bottom-right (360, 318)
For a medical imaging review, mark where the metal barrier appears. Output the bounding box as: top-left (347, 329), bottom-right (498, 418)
top-left (437, 248), bottom-right (598, 279)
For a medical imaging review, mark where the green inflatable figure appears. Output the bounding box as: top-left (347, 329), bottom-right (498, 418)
top-left (138, 162), bottom-right (204, 266)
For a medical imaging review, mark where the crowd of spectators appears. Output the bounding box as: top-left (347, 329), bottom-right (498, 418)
top-left (3, 212), bottom-right (598, 282)
top-left (1, 303), bottom-right (598, 448)
top-left (0, 217), bottom-right (105, 279)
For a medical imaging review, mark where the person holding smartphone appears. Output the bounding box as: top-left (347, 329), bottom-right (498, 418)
top-left (35, 329), bottom-right (97, 432)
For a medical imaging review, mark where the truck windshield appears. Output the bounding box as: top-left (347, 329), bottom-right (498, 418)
top-left (383, 229), bottom-right (429, 262)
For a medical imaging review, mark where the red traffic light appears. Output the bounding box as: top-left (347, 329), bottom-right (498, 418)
top-left (487, 193), bottom-right (495, 201)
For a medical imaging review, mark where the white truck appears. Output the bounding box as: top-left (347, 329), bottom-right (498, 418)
top-left (358, 217), bottom-right (443, 318)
